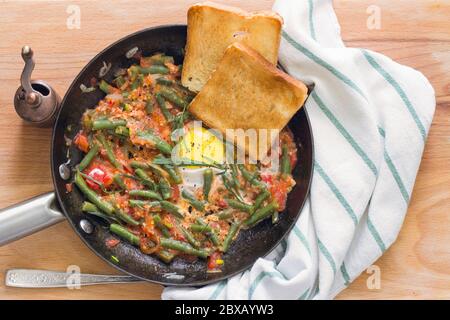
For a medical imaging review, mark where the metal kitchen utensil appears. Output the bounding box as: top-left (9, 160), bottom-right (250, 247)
top-left (14, 46), bottom-right (61, 127)
top-left (0, 192), bottom-right (64, 246)
top-left (5, 269), bottom-right (141, 288)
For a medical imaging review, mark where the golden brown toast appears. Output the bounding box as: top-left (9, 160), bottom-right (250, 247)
top-left (188, 43), bottom-right (308, 160)
top-left (181, 1), bottom-right (283, 92)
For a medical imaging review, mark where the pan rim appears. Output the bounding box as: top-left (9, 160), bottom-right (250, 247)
top-left (51, 24), bottom-right (314, 287)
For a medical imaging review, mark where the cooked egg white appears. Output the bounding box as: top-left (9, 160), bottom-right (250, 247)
top-left (174, 124), bottom-right (225, 193)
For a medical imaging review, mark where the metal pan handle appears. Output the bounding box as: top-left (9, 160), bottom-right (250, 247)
top-left (0, 192), bottom-right (65, 246)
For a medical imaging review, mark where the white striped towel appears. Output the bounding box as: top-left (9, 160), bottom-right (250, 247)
top-left (162, 0), bottom-right (436, 299)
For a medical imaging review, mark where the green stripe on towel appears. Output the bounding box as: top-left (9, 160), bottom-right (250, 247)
top-left (312, 91), bottom-right (378, 176)
top-left (208, 280), bottom-right (226, 300)
top-left (340, 263), bottom-right (351, 286)
top-left (367, 216), bottom-right (387, 252)
top-left (298, 287), bottom-right (310, 300)
top-left (362, 50), bottom-right (426, 141)
top-left (248, 271), bottom-right (285, 299)
top-left (292, 225), bottom-right (312, 256)
top-left (282, 30), bottom-right (367, 101)
top-left (318, 238), bottom-right (337, 274)
top-left (314, 161), bottom-right (359, 226)
top-left (308, 0), bottom-right (317, 40)
top-left (384, 151), bottom-right (410, 204)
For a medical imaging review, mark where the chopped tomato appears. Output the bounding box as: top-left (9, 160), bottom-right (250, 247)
top-left (74, 132), bottom-right (89, 153)
top-left (171, 185), bottom-right (180, 201)
top-left (106, 238), bottom-right (120, 248)
top-left (86, 167), bottom-right (113, 191)
top-left (267, 176), bottom-right (291, 211)
top-left (207, 251), bottom-right (223, 270)
top-left (217, 198), bottom-right (228, 209)
top-left (262, 174), bottom-right (291, 211)
top-left (260, 173), bottom-right (273, 184)
top-left (65, 183), bottom-right (73, 193)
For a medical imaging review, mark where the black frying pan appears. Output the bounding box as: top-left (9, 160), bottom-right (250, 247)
top-left (1, 25), bottom-right (313, 286)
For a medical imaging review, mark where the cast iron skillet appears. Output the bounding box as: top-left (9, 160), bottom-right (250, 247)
top-left (50, 25), bottom-right (313, 286)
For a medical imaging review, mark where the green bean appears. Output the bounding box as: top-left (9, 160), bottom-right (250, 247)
top-left (129, 189), bottom-right (162, 201)
top-left (156, 250), bottom-right (175, 263)
top-left (217, 208), bottom-right (234, 220)
top-left (129, 199), bottom-right (160, 208)
top-left (229, 164), bottom-right (241, 189)
top-left (158, 88), bottom-right (188, 109)
top-left (114, 126), bottom-right (129, 137)
top-left (128, 65), bottom-right (140, 79)
top-left (130, 74), bottom-right (143, 90)
top-left (143, 54), bottom-right (174, 66)
top-left (110, 223), bottom-right (140, 246)
top-left (153, 156), bottom-right (182, 184)
top-left (182, 190), bottom-right (205, 212)
top-left (225, 198), bottom-right (253, 213)
top-left (238, 164), bottom-right (264, 188)
top-left (178, 224), bottom-right (200, 248)
top-left (115, 207), bottom-right (140, 226)
top-left (160, 238), bottom-right (209, 258)
top-left (99, 80), bottom-right (114, 94)
top-left (281, 144), bottom-right (291, 175)
top-left (253, 189), bottom-right (270, 212)
top-left (136, 131), bottom-right (172, 155)
top-left (81, 201), bottom-right (97, 212)
top-left (97, 133), bottom-right (122, 169)
top-left (158, 178), bottom-right (172, 200)
top-left (138, 65), bottom-right (169, 75)
top-left (131, 161), bottom-right (160, 175)
top-left (130, 161), bottom-right (149, 170)
top-left (190, 224), bottom-right (212, 233)
top-left (203, 169), bottom-right (213, 200)
top-left (153, 214), bottom-right (171, 238)
top-left (148, 163), bottom-right (169, 178)
top-left (159, 201), bottom-right (184, 219)
top-left (221, 175), bottom-right (243, 202)
top-left (92, 119), bottom-right (127, 130)
top-left (114, 76), bottom-right (125, 88)
top-left (163, 164), bottom-right (182, 184)
top-left (155, 93), bottom-right (174, 122)
top-left (134, 168), bottom-right (157, 190)
top-left (195, 218), bottom-right (220, 246)
top-left (244, 202), bottom-right (279, 227)
top-left (222, 223), bottom-right (240, 253)
top-left (156, 77), bottom-right (173, 86)
top-left (78, 144), bottom-right (99, 171)
top-left (74, 171), bottom-right (114, 215)
top-left (145, 100), bottom-right (154, 114)
top-left (172, 110), bottom-right (190, 131)
top-left (113, 174), bottom-right (127, 190)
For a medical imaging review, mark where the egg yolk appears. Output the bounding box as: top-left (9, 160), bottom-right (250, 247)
top-left (177, 126), bottom-right (224, 165)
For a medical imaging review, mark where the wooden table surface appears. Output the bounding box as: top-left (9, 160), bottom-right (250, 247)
top-left (0, 0), bottom-right (448, 300)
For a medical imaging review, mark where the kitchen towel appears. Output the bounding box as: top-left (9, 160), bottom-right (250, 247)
top-left (163, 0), bottom-right (435, 299)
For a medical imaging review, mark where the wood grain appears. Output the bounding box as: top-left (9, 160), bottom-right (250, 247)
top-left (0, 0), bottom-right (448, 300)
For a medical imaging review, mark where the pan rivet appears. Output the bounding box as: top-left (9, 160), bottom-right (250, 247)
top-left (59, 162), bottom-right (71, 180)
top-left (80, 219), bottom-right (94, 234)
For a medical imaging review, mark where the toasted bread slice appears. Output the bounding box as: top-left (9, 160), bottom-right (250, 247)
top-left (188, 43), bottom-right (308, 160)
top-left (181, 2), bottom-right (283, 92)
